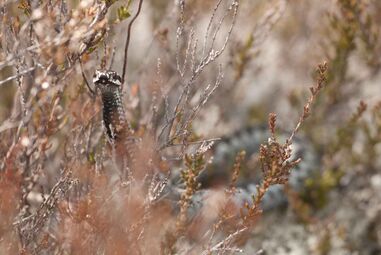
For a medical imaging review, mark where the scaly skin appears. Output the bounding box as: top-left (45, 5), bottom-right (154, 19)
top-left (166, 125), bottom-right (318, 213)
top-left (197, 125), bottom-right (318, 211)
top-left (93, 70), bottom-right (318, 212)
top-left (93, 70), bottom-right (136, 173)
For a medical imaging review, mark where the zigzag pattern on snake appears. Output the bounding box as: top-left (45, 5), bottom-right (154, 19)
top-left (93, 69), bottom-right (318, 212)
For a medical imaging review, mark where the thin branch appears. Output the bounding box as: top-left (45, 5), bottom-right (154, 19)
top-left (122, 0), bottom-right (144, 85)
top-left (201, 227), bottom-right (248, 255)
top-left (158, 0), bottom-right (239, 150)
top-left (202, 0), bottom-right (223, 57)
top-left (79, 58), bottom-right (96, 97)
top-left (0, 66), bottom-right (35, 86)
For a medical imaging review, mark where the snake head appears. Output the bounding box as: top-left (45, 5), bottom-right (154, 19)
top-left (93, 70), bottom-right (122, 92)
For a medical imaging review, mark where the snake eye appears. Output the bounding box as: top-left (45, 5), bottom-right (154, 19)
top-left (114, 74), bottom-right (122, 83)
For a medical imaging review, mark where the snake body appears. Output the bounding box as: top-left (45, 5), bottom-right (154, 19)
top-left (93, 70), bottom-right (136, 173)
top-left (199, 125), bottom-right (317, 211)
top-left (93, 70), bottom-right (318, 211)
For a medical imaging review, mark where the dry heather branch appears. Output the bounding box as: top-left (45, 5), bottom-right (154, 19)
top-left (0, 0), bottom-right (334, 253)
top-left (15, 168), bottom-right (73, 250)
top-left (122, 0), bottom-right (144, 84)
top-left (158, 0), bottom-right (239, 153)
top-left (176, 153), bottom-right (206, 233)
top-left (201, 61), bottom-right (328, 249)
top-left (244, 62), bottom-right (328, 223)
top-left (287, 62), bottom-right (328, 144)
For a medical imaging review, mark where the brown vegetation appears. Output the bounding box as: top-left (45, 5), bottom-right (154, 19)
top-left (1, 0), bottom-right (380, 254)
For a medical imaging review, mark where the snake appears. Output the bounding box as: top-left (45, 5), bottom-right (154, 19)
top-left (92, 69), bottom-right (318, 212)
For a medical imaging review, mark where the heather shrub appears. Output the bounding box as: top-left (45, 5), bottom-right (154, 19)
top-left (0, 0), bottom-right (380, 254)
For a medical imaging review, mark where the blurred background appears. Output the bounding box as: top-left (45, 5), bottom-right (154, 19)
top-left (1, 0), bottom-right (380, 254)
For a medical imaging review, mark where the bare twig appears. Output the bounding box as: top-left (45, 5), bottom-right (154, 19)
top-left (122, 0), bottom-right (144, 84)
top-left (0, 66), bottom-right (36, 86)
top-left (158, 0), bottom-right (239, 151)
top-left (79, 58), bottom-right (96, 97)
